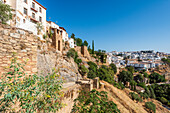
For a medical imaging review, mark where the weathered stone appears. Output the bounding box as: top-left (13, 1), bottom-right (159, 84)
top-left (14, 46), bottom-right (20, 50)
top-left (3, 25), bottom-right (11, 29)
top-left (2, 29), bottom-right (9, 35)
top-left (21, 50), bottom-right (27, 52)
top-left (0, 48), bottom-right (7, 52)
top-left (16, 30), bottom-right (25, 35)
top-left (10, 39), bottom-right (17, 43)
top-left (10, 33), bottom-right (20, 39)
top-left (32, 68), bottom-right (37, 72)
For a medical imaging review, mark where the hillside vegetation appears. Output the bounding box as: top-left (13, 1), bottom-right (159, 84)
top-left (99, 81), bottom-right (170, 113)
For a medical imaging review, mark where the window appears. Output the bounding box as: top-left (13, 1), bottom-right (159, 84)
top-left (39, 16), bottom-right (42, 22)
top-left (24, 0), bottom-right (27, 3)
top-left (32, 13), bottom-right (35, 19)
top-left (39, 7), bottom-right (42, 13)
top-left (32, 2), bottom-right (35, 8)
top-left (24, 8), bottom-right (27, 15)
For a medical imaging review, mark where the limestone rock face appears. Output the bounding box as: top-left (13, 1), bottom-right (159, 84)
top-left (37, 49), bottom-right (82, 82)
top-left (56, 57), bottom-right (82, 82)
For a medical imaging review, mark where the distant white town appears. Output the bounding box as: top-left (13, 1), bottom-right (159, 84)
top-left (107, 50), bottom-right (170, 70)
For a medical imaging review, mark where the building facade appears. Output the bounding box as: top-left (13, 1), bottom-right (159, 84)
top-left (1, 0), bottom-right (46, 37)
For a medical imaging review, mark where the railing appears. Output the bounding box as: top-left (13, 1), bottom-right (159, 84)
top-left (30, 6), bottom-right (38, 12)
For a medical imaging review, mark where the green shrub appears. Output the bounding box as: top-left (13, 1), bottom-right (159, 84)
top-left (71, 89), bottom-right (120, 113)
top-left (79, 65), bottom-right (89, 77)
top-left (75, 58), bottom-right (82, 65)
top-left (148, 86), bottom-right (156, 99)
top-left (0, 57), bottom-right (63, 112)
top-left (159, 97), bottom-right (168, 105)
top-left (130, 80), bottom-right (137, 91)
top-left (145, 102), bottom-right (156, 113)
top-left (137, 82), bottom-right (146, 88)
top-left (67, 48), bottom-right (78, 59)
top-left (129, 92), bottom-right (143, 102)
top-left (118, 82), bottom-right (125, 89)
top-left (145, 87), bottom-right (151, 98)
top-left (87, 61), bottom-right (98, 79)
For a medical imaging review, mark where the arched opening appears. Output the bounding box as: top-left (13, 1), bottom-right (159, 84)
top-left (58, 40), bottom-right (60, 51)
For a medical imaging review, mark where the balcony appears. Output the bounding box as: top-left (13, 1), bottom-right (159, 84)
top-left (30, 17), bottom-right (38, 23)
top-left (30, 6), bottom-right (38, 12)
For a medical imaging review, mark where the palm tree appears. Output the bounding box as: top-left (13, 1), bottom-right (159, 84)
top-left (36, 22), bottom-right (43, 35)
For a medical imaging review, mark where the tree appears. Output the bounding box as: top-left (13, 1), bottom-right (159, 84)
top-left (126, 66), bottom-right (135, 74)
top-left (0, 1), bottom-right (12, 24)
top-left (36, 22), bottom-right (43, 35)
top-left (145, 87), bottom-right (151, 98)
top-left (109, 63), bottom-right (117, 74)
top-left (118, 71), bottom-right (133, 85)
top-left (134, 73), bottom-right (144, 83)
top-left (83, 40), bottom-right (88, 46)
top-left (71, 33), bottom-right (76, 40)
top-left (148, 86), bottom-right (156, 99)
top-left (130, 80), bottom-right (137, 91)
top-left (76, 38), bottom-right (82, 46)
top-left (97, 66), bottom-right (114, 84)
top-left (149, 72), bottom-right (165, 83)
top-left (143, 72), bottom-right (149, 78)
top-left (88, 45), bottom-right (92, 54)
top-left (92, 40), bottom-right (94, 54)
top-left (87, 61), bottom-right (98, 79)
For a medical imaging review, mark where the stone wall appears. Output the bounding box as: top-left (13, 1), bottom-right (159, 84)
top-left (57, 84), bottom-right (81, 113)
top-left (0, 23), bottom-right (37, 76)
top-left (75, 46), bottom-right (92, 61)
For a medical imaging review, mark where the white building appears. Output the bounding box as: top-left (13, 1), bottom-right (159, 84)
top-left (60, 27), bottom-right (69, 42)
top-left (69, 38), bottom-right (74, 48)
top-left (2, 0), bottom-right (46, 36)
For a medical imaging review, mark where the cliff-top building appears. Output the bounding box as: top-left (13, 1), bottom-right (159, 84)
top-left (1, 0), bottom-right (46, 37)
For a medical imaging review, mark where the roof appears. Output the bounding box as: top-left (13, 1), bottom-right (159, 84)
top-left (59, 27), bottom-right (66, 31)
top-left (33, 0), bottom-right (47, 10)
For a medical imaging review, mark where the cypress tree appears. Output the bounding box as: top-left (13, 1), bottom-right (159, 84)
top-left (92, 40), bottom-right (94, 54)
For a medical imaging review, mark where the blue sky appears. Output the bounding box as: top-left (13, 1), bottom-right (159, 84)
top-left (40, 0), bottom-right (170, 53)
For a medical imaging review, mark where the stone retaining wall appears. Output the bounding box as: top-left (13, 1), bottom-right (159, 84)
top-left (0, 23), bottom-right (38, 76)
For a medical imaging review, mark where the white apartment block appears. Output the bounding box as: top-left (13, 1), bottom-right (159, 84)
top-left (1, 0), bottom-right (46, 36)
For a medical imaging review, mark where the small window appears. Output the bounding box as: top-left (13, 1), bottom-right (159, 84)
top-left (32, 2), bottom-right (35, 8)
top-left (23, 19), bottom-right (26, 23)
top-left (39, 16), bottom-right (42, 22)
top-left (24, 8), bottom-right (27, 15)
top-left (32, 13), bottom-right (35, 19)
top-left (39, 7), bottom-right (42, 13)
top-left (24, 0), bottom-right (27, 3)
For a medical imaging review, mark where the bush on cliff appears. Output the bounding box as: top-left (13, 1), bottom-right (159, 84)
top-left (78, 65), bottom-right (89, 77)
top-left (145, 102), bottom-right (156, 113)
top-left (0, 57), bottom-right (64, 112)
top-left (71, 89), bottom-right (120, 113)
